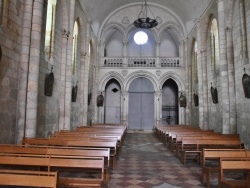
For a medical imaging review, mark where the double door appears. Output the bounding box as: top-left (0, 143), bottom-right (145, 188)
top-left (128, 77), bottom-right (154, 130)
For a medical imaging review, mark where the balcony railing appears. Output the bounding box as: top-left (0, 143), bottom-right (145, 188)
top-left (103, 57), bottom-right (181, 68)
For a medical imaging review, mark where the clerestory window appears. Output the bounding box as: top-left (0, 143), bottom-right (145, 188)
top-left (45, 0), bottom-right (57, 59)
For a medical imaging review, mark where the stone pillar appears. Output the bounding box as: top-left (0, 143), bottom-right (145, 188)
top-left (121, 90), bottom-right (128, 125)
top-left (59, 29), bottom-right (69, 130)
top-left (122, 40), bottom-right (128, 67)
top-left (196, 19), bottom-right (204, 129)
top-left (155, 91), bottom-right (162, 125)
top-left (82, 19), bottom-right (91, 125)
top-left (25, 0), bottom-right (44, 138)
top-left (226, 27), bottom-right (237, 133)
top-left (99, 39), bottom-right (104, 66)
top-left (79, 51), bottom-right (87, 125)
top-left (218, 0), bottom-right (230, 133)
top-left (239, 0), bottom-right (249, 64)
top-left (156, 40), bottom-right (160, 67)
top-left (201, 50), bottom-right (209, 130)
top-left (16, 0), bottom-right (34, 143)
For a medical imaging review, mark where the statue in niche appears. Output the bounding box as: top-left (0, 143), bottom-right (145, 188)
top-left (193, 93), bottom-right (199, 106)
top-left (179, 93), bottom-right (187, 108)
top-left (97, 93), bottom-right (104, 107)
top-left (210, 83), bottom-right (218, 103)
top-left (44, 66), bottom-right (54, 96)
top-left (242, 68), bottom-right (250, 98)
top-left (71, 81), bottom-right (78, 102)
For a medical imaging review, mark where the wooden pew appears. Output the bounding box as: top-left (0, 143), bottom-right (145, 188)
top-left (179, 138), bottom-right (242, 165)
top-left (22, 138), bottom-right (118, 170)
top-left (0, 154), bottom-right (104, 188)
top-left (0, 144), bottom-right (111, 187)
top-left (0, 169), bottom-right (58, 188)
top-left (219, 157), bottom-right (250, 188)
top-left (201, 149), bottom-right (249, 188)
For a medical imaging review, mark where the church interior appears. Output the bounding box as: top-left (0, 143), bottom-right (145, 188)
top-left (0, 0), bottom-right (250, 187)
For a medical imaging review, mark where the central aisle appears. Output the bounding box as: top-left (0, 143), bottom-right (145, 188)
top-left (110, 132), bottom-right (204, 188)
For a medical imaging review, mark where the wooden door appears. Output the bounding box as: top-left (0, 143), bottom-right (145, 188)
top-left (128, 77), bottom-right (154, 130)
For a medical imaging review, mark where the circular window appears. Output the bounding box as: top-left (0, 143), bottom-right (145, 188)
top-left (134, 31), bottom-right (148, 45)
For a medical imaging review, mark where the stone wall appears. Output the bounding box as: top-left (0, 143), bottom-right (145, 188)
top-left (36, 0), bottom-right (63, 137)
top-left (0, 0), bottom-right (24, 143)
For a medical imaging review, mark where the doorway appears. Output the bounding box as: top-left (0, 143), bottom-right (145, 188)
top-left (128, 77), bottom-right (154, 130)
top-left (162, 79), bottom-right (179, 125)
top-left (104, 79), bottom-right (121, 124)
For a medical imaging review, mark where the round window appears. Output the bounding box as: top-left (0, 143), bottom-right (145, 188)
top-left (134, 31), bottom-right (148, 45)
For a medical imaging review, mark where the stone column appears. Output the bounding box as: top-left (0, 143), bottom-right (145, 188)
top-left (239, 0), bottom-right (249, 64)
top-left (218, 0), bottom-right (230, 133)
top-left (99, 39), bottom-right (104, 66)
top-left (79, 51), bottom-right (87, 125)
top-left (201, 50), bottom-right (209, 130)
top-left (155, 90), bottom-right (162, 125)
top-left (16, 0), bottom-right (34, 143)
top-left (155, 40), bottom-right (160, 67)
top-left (226, 27), bottom-right (237, 133)
top-left (121, 90), bottom-right (128, 125)
top-left (196, 19), bottom-right (204, 129)
top-left (122, 40), bottom-right (128, 67)
top-left (59, 29), bottom-right (69, 130)
top-left (25, 0), bottom-right (44, 138)
top-left (82, 19), bottom-right (91, 125)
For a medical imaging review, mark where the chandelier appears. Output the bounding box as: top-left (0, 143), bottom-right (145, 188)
top-left (133, 0), bottom-right (158, 29)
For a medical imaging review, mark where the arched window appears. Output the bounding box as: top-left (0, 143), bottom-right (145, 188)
top-left (45, 0), bottom-right (57, 58)
top-left (210, 18), bottom-right (219, 76)
top-left (193, 41), bottom-right (198, 83)
top-left (72, 21), bottom-right (79, 76)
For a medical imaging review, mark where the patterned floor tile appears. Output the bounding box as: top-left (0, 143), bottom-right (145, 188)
top-left (109, 132), bottom-right (204, 188)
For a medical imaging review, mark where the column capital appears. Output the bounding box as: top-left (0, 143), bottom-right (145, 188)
top-left (155, 40), bottom-right (161, 45)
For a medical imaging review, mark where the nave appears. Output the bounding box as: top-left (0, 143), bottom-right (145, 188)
top-left (109, 132), bottom-right (203, 188)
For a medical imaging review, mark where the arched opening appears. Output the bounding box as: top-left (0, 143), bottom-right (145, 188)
top-left (162, 79), bottom-right (179, 125)
top-left (72, 21), bottom-right (79, 76)
top-left (210, 18), bottom-right (219, 76)
top-left (128, 77), bottom-right (154, 130)
top-left (45, 0), bottom-right (57, 58)
top-left (104, 79), bottom-right (121, 124)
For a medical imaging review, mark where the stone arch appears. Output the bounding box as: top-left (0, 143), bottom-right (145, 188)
top-left (159, 72), bottom-right (185, 92)
top-left (159, 21), bottom-right (185, 41)
top-left (101, 22), bottom-right (126, 41)
top-left (125, 24), bottom-right (158, 43)
top-left (124, 71), bottom-right (158, 92)
top-left (99, 71), bottom-right (124, 92)
top-left (98, 2), bottom-right (187, 39)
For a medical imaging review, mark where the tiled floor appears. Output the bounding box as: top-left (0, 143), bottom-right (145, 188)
top-left (109, 132), bottom-right (204, 188)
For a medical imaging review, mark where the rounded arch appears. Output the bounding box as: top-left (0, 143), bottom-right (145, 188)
top-left (101, 22), bottom-right (126, 41)
top-left (124, 70), bottom-right (158, 91)
top-left (158, 21), bottom-right (185, 41)
top-left (99, 71), bottom-right (124, 92)
top-left (159, 71), bottom-right (185, 92)
top-left (97, 2), bottom-right (187, 39)
top-left (125, 24), bottom-right (158, 43)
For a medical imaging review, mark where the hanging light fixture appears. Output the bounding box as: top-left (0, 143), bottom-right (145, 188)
top-left (133, 0), bottom-right (158, 29)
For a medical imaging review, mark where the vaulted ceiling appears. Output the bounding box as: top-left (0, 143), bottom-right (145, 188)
top-left (79, 0), bottom-right (213, 36)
